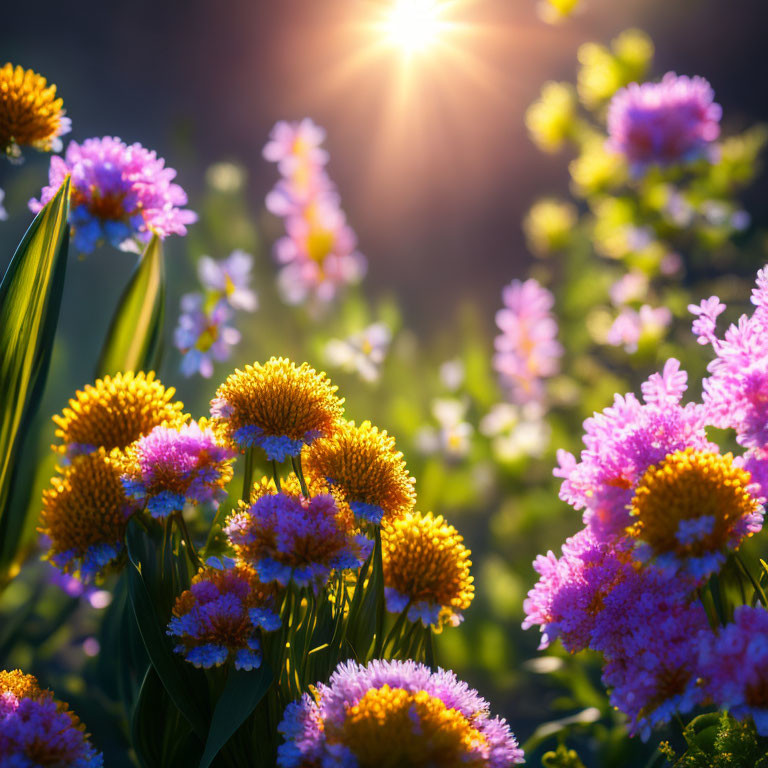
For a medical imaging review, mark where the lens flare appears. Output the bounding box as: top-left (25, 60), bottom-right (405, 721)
top-left (382, 0), bottom-right (448, 55)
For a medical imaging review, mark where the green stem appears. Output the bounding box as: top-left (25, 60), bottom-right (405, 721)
top-left (174, 512), bottom-right (203, 570)
top-left (241, 446), bottom-right (255, 502)
top-left (383, 599), bottom-right (413, 655)
top-left (291, 455), bottom-right (310, 497)
top-left (735, 551), bottom-right (768, 607)
top-left (271, 460), bottom-right (282, 492)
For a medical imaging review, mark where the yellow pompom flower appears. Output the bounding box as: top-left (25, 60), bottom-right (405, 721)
top-left (40, 450), bottom-right (136, 583)
top-left (52, 371), bottom-right (188, 459)
top-left (211, 357), bottom-right (344, 462)
top-left (0, 669), bottom-right (42, 701)
top-left (0, 63), bottom-right (71, 158)
top-left (570, 137), bottom-right (626, 197)
top-left (382, 511), bottom-right (473, 629)
top-left (303, 419), bottom-right (416, 525)
top-left (537, 0), bottom-right (581, 25)
top-left (523, 198), bottom-right (578, 255)
top-left (525, 82), bottom-right (578, 153)
top-left (628, 448), bottom-right (764, 579)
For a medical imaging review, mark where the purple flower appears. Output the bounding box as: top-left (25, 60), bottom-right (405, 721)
top-left (693, 265), bottom-right (768, 448)
top-left (174, 294), bottom-right (241, 378)
top-left (494, 279), bottom-right (562, 406)
top-left (29, 136), bottom-right (196, 254)
top-left (555, 359), bottom-right (716, 539)
top-left (606, 73), bottom-right (721, 171)
top-left (0, 671), bottom-right (103, 767)
top-left (168, 562), bottom-right (280, 670)
top-left (225, 490), bottom-right (371, 590)
top-left (595, 567), bottom-right (710, 739)
top-left (606, 305), bottom-right (671, 353)
top-left (198, 250), bottom-right (258, 312)
top-left (277, 659), bottom-right (524, 767)
top-left (523, 527), bottom-right (636, 652)
top-left (119, 421), bottom-right (234, 518)
top-left (699, 605), bottom-right (768, 736)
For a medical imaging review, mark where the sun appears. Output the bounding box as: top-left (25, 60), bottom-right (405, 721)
top-left (381, 0), bottom-right (449, 55)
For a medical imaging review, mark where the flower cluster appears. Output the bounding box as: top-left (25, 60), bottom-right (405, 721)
top-left (168, 560), bottom-right (280, 670)
top-left (175, 250), bottom-right (258, 378)
top-left (30, 136), bottom-right (196, 253)
top-left (0, 669), bottom-right (102, 766)
top-left (493, 278), bottom-right (562, 406)
top-left (526, 274), bottom-right (768, 738)
top-left (118, 420), bottom-right (234, 518)
top-left (225, 485), bottom-right (371, 589)
top-left (211, 357), bottom-right (344, 460)
top-left (263, 119), bottom-right (366, 305)
top-left (324, 322), bottom-right (391, 383)
top-left (382, 511), bottom-right (474, 630)
top-left (278, 659), bottom-right (523, 767)
top-left (0, 62), bottom-right (70, 159)
top-left (607, 72), bottom-right (721, 172)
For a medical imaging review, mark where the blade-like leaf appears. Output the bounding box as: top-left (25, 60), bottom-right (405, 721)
top-left (199, 665), bottom-right (273, 768)
top-left (97, 234), bottom-right (165, 377)
top-left (0, 179), bottom-right (70, 576)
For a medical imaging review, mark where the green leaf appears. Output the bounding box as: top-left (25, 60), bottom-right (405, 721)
top-left (199, 664), bottom-right (273, 768)
top-left (0, 179), bottom-right (70, 579)
top-left (97, 234), bottom-right (165, 377)
top-left (125, 520), bottom-right (207, 737)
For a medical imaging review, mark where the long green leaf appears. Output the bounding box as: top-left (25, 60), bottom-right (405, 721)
top-left (125, 520), bottom-right (207, 737)
top-left (0, 179), bottom-right (70, 576)
top-left (97, 234), bottom-right (165, 377)
top-left (199, 665), bottom-right (273, 768)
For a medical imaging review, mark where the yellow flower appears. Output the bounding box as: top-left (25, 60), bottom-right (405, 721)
top-left (303, 419), bottom-right (416, 525)
top-left (382, 511), bottom-right (473, 629)
top-left (0, 669), bottom-right (42, 700)
top-left (39, 450), bottom-right (135, 582)
top-left (577, 29), bottom-right (653, 108)
top-left (525, 82), bottom-right (578, 153)
top-left (331, 686), bottom-right (488, 768)
top-left (537, 0), bottom-right (581, 25)
top-left (524, 198), bottom-right (578, 255)
top-left (628, 448), bottom-right (762, 574)
top-left (0, 63), bottom-right (70, 157)
top-left (52, 372), bottom-right (188, 458)
top-left (570, 137), bottom-right (626, 197)
top-left (211, 357), bottom-right (344, 461)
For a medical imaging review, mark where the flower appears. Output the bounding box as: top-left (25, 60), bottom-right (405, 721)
top-left (382, 511), bottom-right (473, 630)
top-left (525, 82), bottom-right (578, 153)
top-left (537, 0), bottom-right (581, 24)
top-left (523, 198), bottom-right (577, 255)
top-left (40, 450), bottom-right (136, 583)
top-left (118, 421), bottom-right (235, 518)
top-left (699, 605), bottom-right (768, 736)
top-left (168, 561), bottom-right (280, 670)
top-left (277, 659), bottom-right (524, 767)
top-left (264, 120), bottom-right (366, 306)
top-left (522, 527), bottom-right (635, 652)
top-left (211, 357), bottom-right (344, 461)
top-left (0, 669), bottom-right (102, 767)
top-left (416, 399), bottom-right (473, 460)
top-left (606, 73), bottom-right (721, 171)
top-left (480, 402), bottom-right (550, 462)
top-left (324, 323), bottom-right (391, 383)
top-left (555, 359), bottom-right (716, 539)
top-left (225, 487), bottom-right (371, 589)
top-left (692, 266), bottom-right (768, 448)
top-left (0, 63), bottom-right (71, 159)
top-left (494, 279), bottom-right (562, 406)
top-left (175, 293), bottom-right (242, 379)
top-left (303, 420), bottom-right (416, 525)
top-left (29, 136), bottom-right (196, 253)
top-left (198, 250), bottom-right (258, 312)
top-left (627, 447), bottom-right (763, 579)
top-left (594, 567), bottom-right (709, 739)
top-left (52, 372), bottom-right (188, 459)
top-left (606, 305), bottom-right (672, 353)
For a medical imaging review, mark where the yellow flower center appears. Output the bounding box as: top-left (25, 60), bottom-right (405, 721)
top-left (382, 512), bottom-right (473, 625)
top-left (330, 686), bottom-right (487, 768)
top-left (629, 448), bottom-right (760, 557)
top-left (0, 63), bottom-right (66, 152)
top-left (0, 669), bottom-right (42, 700)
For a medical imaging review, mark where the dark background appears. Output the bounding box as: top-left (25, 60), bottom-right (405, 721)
top-left (2, 0), bottom-right (768, 335)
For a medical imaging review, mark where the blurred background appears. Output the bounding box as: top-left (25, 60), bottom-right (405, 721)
top-left (2, 1), bottom-right (768, 765)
